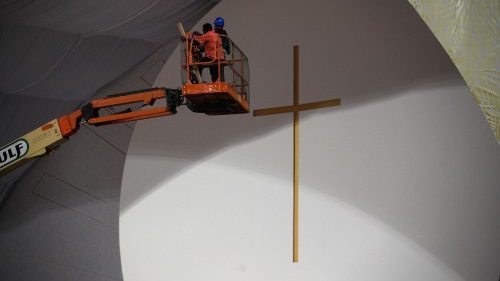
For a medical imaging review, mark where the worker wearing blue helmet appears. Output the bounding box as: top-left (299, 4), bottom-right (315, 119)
top-left (214, 17), bottom-right (230, 55)
top-left (214, 17), bottom-right (225, 28)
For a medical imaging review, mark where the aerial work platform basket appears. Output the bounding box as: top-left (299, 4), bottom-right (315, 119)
top-left (181, 33), bottom-right (250, 115)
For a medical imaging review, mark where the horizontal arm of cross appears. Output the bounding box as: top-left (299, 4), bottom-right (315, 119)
top-left (253, 98), bottom-right (341, 117)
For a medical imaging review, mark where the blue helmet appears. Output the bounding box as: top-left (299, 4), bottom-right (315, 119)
top-left (214, 17), bottom-right (224, 27)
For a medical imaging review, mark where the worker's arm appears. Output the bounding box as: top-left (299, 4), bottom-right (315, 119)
top-left (0, 87), bottom-right (183, 176)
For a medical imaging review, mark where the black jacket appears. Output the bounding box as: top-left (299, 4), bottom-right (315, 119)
top-left (215, 29), bottom-right (231, 54)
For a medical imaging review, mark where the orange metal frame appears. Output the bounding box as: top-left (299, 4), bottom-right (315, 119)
top-left (57, 35), bottom-right (251, 137)
top-left (183, 82), bottom-right (250, 113)
top-left (57, 88), bottom-right (173, 138)
top-left (181, 35), bottom-right (250, 113)
top-left (88, 89), bottom-right (173, 125)
top-left (184, 34), bottom-right (247, 86)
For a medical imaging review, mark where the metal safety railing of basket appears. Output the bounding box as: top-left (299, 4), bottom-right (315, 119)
top-left (181, 34), bottom-right (250, 101)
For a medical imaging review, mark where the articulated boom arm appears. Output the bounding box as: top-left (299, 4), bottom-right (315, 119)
top-left (58, 87), bottom-right (183, 137)
top-left (1, 26), bottom-right (251, 177)
top-left (0, 88), bottom-right (183, 176)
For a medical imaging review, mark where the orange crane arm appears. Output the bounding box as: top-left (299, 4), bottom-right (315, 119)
top-left (0, 88), bottom-right (183, 176)
top-left (57, 87), bottom-right (183, 137)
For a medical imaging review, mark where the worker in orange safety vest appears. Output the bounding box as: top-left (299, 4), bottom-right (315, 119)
top-left (194, 23), bottom-right (225, 82)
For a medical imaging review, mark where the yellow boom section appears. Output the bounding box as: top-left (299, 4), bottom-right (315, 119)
top-left (0, 119), bottom-right (66, 176)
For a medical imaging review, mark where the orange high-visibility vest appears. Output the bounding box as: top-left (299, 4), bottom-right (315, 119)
top-left (195, 30), bottom-right (224, 60)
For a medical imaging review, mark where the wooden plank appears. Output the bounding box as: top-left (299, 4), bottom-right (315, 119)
top-left (253, 98), bottom-right (341, 116)
top-left (294, 45), bottom-right (299, 106)
top-left (293, 45), bottom-right (299, 263)
top-left (293, 111), bottom-right (299, 263)
top-left (177, 22), bottom-right (202, 83)
top-left (253, 45), bottom-right (341, 263)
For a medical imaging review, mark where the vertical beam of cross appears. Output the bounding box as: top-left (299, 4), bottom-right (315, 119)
top-left (253, 45), bottom-right (341, 263)
top-left (292, 45), bottom-right (300, 262)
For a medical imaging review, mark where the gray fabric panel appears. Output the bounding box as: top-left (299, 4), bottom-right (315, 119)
top-left (0, 1), bottom-right (218, 279)
top-left (1, 24), bottom-right (157, 100)
top-left (33, 172), bottom-right (117, 229)
top-left (18, 36), bottom-right (155, 100)
top-left (0, 256), bottom-right (118, 281)
top-left (38, 127), bottom-right (126, 208)
top-left (0, 169), bottom-right (122, 280)
top-left (94, 39), bottom-right (179, 99)
top-left (0, 0), bottom-right (220, 43)
top-left (0, 24), bottom-right (79, 94)
top-left (0, 42), bottom-right (179, 279)
top-left (0, 164), bottom-right (32, 207)
top-left (84, 122), bottom-right (133, 155)
top-left (0, 0), bottom-right (212, 189)
top-left (139, 59), bottom-right (166, 86)
top-left (104, 0), bottom-right (219, 43)
top-left (1, 0), bottom-right (170, 37)
top-left (0, 33), bottom-right (178, 205)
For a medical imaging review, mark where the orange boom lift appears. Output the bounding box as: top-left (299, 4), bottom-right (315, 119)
top-left (0, 25), bottom-right (250, 176)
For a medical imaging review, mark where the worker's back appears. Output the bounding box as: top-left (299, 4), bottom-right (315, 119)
top-left (195, 30), bottom-right (224, 60)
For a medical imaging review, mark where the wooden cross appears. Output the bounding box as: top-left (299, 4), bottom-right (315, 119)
top-left (253, 45), bottom-right (341, 262)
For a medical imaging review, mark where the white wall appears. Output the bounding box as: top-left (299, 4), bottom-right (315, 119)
top-left (120, 0), bottom-right (500, 280)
